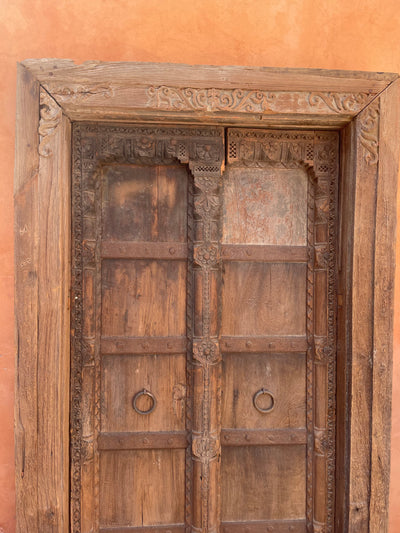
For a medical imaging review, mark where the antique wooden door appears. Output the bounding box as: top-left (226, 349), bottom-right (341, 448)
top-left (71, 124), bottom-right (338, 533)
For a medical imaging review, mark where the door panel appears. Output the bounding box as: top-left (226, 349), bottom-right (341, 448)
top-left (221, 262), bottom-right (307, 336)
top-left (71, 124), bottom-right (338, 533)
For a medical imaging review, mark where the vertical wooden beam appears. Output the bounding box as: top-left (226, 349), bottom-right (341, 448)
top-left (370, 79), bottom-right (400, 533)
top-left (14, 63), bottom-right (40, 533)
top-left (37, 88), bottom-right (71, 532)
top-left (336, 120), bottom-right (357, 533)
top-left (348, 99), bottom-right (380, 532)
top-left (191, 167), bottom-right (223, 533)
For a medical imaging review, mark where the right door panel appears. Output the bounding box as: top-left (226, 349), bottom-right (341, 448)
top-left (220, 129), bottom-right (339, 533)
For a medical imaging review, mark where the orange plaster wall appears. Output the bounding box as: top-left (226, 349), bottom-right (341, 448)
top-left (1, 0), bottom-right (400, 531)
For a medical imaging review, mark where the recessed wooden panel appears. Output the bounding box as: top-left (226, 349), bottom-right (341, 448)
top-left (102, 354), bottom-right (186, 432)
top-left (221, 262), bottom-right (306, 335)
top-left (222, 167), bottom-right (307, 245)
top-left (221, 445), bottom-right (306, 521)
top-left (99, 449), bottom-right (185, 527)
top-left (102, 164), bottom-right (188, 242)
top-left (222, 353), bottom-right (306, 430)
top-left (102, 259), bottom-right (186, 337)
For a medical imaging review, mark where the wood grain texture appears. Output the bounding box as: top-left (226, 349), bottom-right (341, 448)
top-left (370, 79), bottom-right (400, 533)
top-left (21, 60), bottom-right (397, 126)
top-left (348, 100), bottom-right (380, 532)
top-left (99, 449), bottom-right (185, 527)
top-left (221, 445), bottom-right (306, 521)
top-left (14, 63), bottom-right (40, 533)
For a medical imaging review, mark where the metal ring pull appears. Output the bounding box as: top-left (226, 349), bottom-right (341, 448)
top-left (132, 389), bottom-right (157, 415)
top-left (253, 388), bottom-right (275, 414)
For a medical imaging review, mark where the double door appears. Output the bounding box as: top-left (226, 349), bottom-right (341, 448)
top-left (71, 125), bottom-right (338, 532)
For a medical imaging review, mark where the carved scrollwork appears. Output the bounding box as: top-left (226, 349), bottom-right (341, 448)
top-left (147, 86), bottom-right (373, 116)
top-left (38, 89), bottom-right (62, 157)
top-left (45, 83), bottom-right (114, 104)
top-left (359, 99), bottom-right (380, 165)
top-left (309, 92), bottom-right (370, 113)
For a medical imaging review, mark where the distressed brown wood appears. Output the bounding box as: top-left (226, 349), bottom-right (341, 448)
top-left (98, 431), bottom-right (188, 450)
top-left (221, 428), bottom-right (307, 446)
top-left (220, 521), bottom-right (306, 533)
top-left (220, 244), bottom-right (308, 262)
top-left (14, 61), bottom-right (400, 533)
top-left (100, 336), bottom-right (187, 355)
top-left (220, 335), bottom-right (308, 353)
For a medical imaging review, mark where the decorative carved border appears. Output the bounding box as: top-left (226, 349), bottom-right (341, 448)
top-left (146, 86), bottom-right (372, 115)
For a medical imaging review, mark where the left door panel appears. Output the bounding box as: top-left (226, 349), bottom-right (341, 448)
top-left (73, 160), bottom-right (189, 532)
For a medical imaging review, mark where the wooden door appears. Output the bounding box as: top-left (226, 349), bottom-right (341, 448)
top-left (71, 125), bottom-right (338, 533)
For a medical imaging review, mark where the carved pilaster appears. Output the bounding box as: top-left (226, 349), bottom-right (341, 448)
top-left (190, 154), bottom-right (224, 533)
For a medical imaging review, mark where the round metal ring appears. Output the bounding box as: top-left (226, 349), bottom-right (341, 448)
top-left (132, 389), bottom-right (157, 415)
top-left (253, 388), bottom-right (275, 414)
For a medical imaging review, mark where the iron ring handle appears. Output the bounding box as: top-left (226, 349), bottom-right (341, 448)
top-left (132, 389), bottom-right (157, 415)
top-left (253, 388), bottom-right (275, 414)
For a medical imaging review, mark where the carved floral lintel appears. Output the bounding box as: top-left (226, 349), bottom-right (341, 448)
top-left (147, 85), bottom-right (373, 115)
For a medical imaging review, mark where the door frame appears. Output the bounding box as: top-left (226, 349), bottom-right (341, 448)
top-left (14, 60), bottom-right (400, 533)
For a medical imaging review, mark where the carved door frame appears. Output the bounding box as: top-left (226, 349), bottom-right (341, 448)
top-left (14, 60), bottom-right (400, 533)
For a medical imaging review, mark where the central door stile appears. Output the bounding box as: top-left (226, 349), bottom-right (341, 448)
top-left (190, 163), bottom-right (224, 533)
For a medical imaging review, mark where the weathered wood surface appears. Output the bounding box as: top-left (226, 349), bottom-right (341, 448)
top-left (369, 79), bottom-right (400, 533)
top-left (14, 60), bottom-right (400, 533)
top-left (15, 73), bottom-right (71, 533)
top-left (21, 60), bottom-right (398, 126)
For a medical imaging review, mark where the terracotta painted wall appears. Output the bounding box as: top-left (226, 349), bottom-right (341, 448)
top-left (1, 0), bottom-right (400, 531)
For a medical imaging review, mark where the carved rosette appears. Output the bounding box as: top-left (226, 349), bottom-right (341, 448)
top-left (192, 434), bottom-right (220, 461)
top-left (193, 243), bottom-right (219, 268)
top-left (193, 339), bottom-right (220, 365)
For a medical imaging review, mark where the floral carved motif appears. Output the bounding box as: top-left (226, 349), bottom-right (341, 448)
top-left (44, 82), bottom-right (115, 104)
top-left (359, 99), bottom-right (380, 165)
top-left (192, 339), bottom-right (220, 365)
top-left (309, 92), bottom-right (370, 113)
top-left (38, 89), bottom-right (62, 157)
top-left (193, 244), bottom-right (219, 268)
top-left (192, 435), bottom-right (220, 460)
top-left (147, 86), bottom-right (374, 116)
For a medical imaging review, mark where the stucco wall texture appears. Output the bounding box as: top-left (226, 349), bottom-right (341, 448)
top-left (1, 0), bottom-right (400, 531)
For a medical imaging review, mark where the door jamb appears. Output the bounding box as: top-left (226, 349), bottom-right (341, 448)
top-left (14, 60), bottom-right (400, 532)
